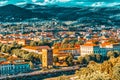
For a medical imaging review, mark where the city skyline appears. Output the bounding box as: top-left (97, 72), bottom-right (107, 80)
top-left (0, 0), bottom-right (120, 80)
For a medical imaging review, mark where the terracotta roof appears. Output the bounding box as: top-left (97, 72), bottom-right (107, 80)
top-left (84, 43), bottom-right (97, 46)
top-left (0, 61), bottom-right (28, 65)
top-left (101, 42), bottom-right (119, 47)
top-left (0, 61), bottom-right (10, 65)
top-left (55, 52), bottom-right (69, 57)
top-left (58, 48), bottom-right (79, 50)
top-left (0, 38), bottom-right (14, 41)
top-left (83, 40), bottom-right (98, 46)
top-left (7, 57), bottom-right (18, 61)
top-left (16, 39), bottom-right (30, 41)
top-left (101, 42), bottom-right (111, 46)
top-left (23, 46), bottom-right (50, 51)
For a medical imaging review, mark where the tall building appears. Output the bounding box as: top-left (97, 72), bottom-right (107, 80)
top-left (42, 49), bottom-right (53, 69)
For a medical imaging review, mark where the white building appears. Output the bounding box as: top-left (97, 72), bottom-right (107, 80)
top-left (80, 41), bottom-right (120, 56)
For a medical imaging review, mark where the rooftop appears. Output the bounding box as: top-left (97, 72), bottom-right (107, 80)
top-left (23, 46), bottom-right (51, 51)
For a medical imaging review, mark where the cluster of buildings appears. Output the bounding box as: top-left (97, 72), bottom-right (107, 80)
top-left (79, 29), bottom-right (120, 56)
top-left (0, 47), bottom-right (53, 76)
top-left (0, 22), bottom-right (120, 76)
top-left (0, 32), bottom-right (53, 45)
top-left (80, 40), bottom-right (120, 56)
top-left (0, 55), bottom-right (30, 75)
top-left (53, 29), bottom-right (120, 57)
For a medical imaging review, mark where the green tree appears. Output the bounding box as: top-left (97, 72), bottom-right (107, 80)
top-left (112, 63), bottom-right (120, 80)
top-left (77, 71), bottom-right (111, 80)
top-left (6, 46), bottom-right (12, 53)
top-left (95, 54), bottom-right (102, 63)
top-left (0, 42), bottom-right (3, 50)
top-left (90, 54), bottom-right (96, 61)
top-left (30, 41), bottom-right (37, 46)
top-left (27, 52), bottom-right (34, 60)
top-left (75, 40), bottom-right (84, 45)
top-left (38, 41), bottom-right (44, 46)
top-left (107, 51), bottom-right (114, 58)
top-left (11, 41), bottom-right (22, 49)
top-left (53, 56), bottom-right (59, 65)
top-left (66, 57), bottom-right (73, 66)
top-left (1, 45), bottom-right (7, 53)
top-left (61, 44), bottom-right (68, 48)
top-left (65, 53), bottom-right (74, 66)
top-left (78, 56), bottom-right (86, 64)
top-left (113, 51), bottom-right (120, 57)
top-left (29, 61), bottom-right (34, 69)
top-left (93, 41), bottom-right (99, 45)
top-left (84, 55), bottom-right (91, 64)
top-left (107, 51), bottom-right (118, 59)
top-left (58, 75), bottom-right (69, 80)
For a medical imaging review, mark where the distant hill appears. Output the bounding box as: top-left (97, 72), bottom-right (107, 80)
top-left (0, 4), bottom-right (120, 26)
top-left (20, 4), bottom-right (42, 9)
top-left (0, 4), bottom-right (36, 22)
top-left (0, 4), bottom-right (53, 22)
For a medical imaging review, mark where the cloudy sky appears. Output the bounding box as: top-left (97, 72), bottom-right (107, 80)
top-left (0, 0), bottom-right (120, 7)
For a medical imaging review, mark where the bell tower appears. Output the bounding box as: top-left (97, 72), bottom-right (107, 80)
top-left (42, 49), bottom-right (53, 69)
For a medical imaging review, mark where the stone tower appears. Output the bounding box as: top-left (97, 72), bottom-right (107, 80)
top-left (42, 49), bottom-right (53, 69)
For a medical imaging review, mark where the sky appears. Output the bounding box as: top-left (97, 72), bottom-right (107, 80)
top-left (0, 0), bottom-right (120, 7)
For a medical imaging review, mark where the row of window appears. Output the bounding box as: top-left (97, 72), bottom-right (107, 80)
top-left (81, 48), bottom-right (120, 56)
top-left (0, 64), bottom-right (30, 71)
top-left (60, 50), bottom-right (79, 53)
top-left (0, 69), bottom-right (30, 75)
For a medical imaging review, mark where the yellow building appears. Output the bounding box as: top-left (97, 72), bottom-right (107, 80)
top-left (16, 39), bottom-right (31, 46)
top-left (42, 49), bottom-right (53, 69)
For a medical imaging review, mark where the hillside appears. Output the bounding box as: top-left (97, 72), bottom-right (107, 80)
top-left (0, 4), bottom-right (36, 22)
top-left (0, 4), bottom-right (54, 22)
top-left (0, 4), bottom-right (120, 26)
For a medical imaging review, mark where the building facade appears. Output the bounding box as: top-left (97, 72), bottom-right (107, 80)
top-left (0, 61), bottom-right (30, 75)
top-left (16, 39), bottom-right (31, 46)
top-left (80, 41), bottom-right (120, 56)
top-left (42, 49), bottom-right (53, 69)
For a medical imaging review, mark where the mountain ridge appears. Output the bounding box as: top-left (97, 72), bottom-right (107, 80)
top-left (0, 0), bottom-right (120, 7)
top-left (0, 4), bottom-right (36, 22)
top-left (0, 4), bottom-right (119, 26)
